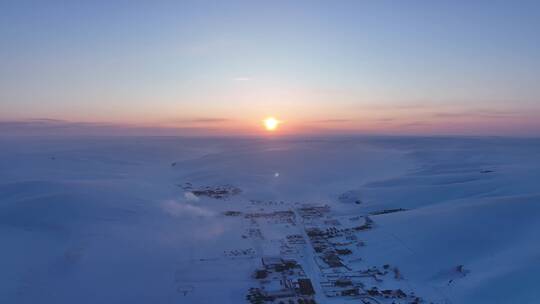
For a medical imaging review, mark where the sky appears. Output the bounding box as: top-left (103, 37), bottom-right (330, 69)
top-left (1, 0), bottom-right (540, 136)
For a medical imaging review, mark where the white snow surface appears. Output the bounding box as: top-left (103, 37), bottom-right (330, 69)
top-left (0, 136), bottom-right (539, 303)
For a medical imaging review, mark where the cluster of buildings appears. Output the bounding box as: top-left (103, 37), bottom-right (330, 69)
top-left (246, 257), bottom-right (317, 304)
top-left (240, 201), bottom-right (436, 304)
top-left (180, 182), bottom-right (242, 199)
top-left (299, 205), bottom-right (428, 303)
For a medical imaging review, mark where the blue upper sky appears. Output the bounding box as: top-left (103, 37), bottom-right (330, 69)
top-left (1, 0), bottom-right (539, 135)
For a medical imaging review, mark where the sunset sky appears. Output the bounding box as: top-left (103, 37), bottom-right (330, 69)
top-left (1, 0), bottom-right (539, 136)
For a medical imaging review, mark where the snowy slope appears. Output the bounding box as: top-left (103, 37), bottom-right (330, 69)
top-left (0, 136), bottom-right (538, 304)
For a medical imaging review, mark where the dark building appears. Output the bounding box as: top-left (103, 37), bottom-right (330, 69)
top-left (298, 279), bottom-right (315, 295)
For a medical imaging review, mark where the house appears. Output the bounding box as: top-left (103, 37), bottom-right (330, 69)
top-left (262, 279), bottom-right (295, 299)
top-left (298, 279), bottom-right (315, 296)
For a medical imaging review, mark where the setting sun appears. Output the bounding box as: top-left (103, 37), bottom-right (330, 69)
top-left (263, 117), bottom-right (280, 131)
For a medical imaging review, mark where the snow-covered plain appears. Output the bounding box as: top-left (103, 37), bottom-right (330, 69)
top-left (0, 136), bottom-right (539, 304)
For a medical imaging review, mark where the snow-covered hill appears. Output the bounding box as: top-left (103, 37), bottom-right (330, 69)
top-left (0, 136), bottom-right (538, 303)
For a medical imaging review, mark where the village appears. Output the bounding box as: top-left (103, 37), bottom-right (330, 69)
top-left (175, 182), bottom-right (439, 303)
top-left (225, 198), bottom-right (439, 304)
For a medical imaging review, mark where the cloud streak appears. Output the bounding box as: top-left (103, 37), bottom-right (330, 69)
top-left (0, 119), bottom-right (233, 136)
top-left (431, 109), bottom-right (523, 119)
top-left (174, 117), bottom-right (231, 124)
top-left (232, 77), bottom-right (251, 81)
top-left (312, 119), bottom-right (353, 123)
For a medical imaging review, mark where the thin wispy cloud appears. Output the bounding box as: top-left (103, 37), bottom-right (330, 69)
top-left (172, 117), bottom-right (232, 124)
top-left (29, 118), bottom-right (68, 123)
top-left (375, 117), bottom-right (396, 122)
top-left (398, 121), bottom-right (432, 128)
top-left (311, 117), bottom-right (396, 124)
top-left (0, 119), bottom-right (104, 131)
top-left (0, 119), bottom-right (228, 136)
top-left (313, 119), bottom-right (353, 123)
top-left (431, 109), bottom-right (523, 119)
top-left (232, 77), bottom-right (251, 81)
top-left (358, 103), bottom-right (429, 110)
